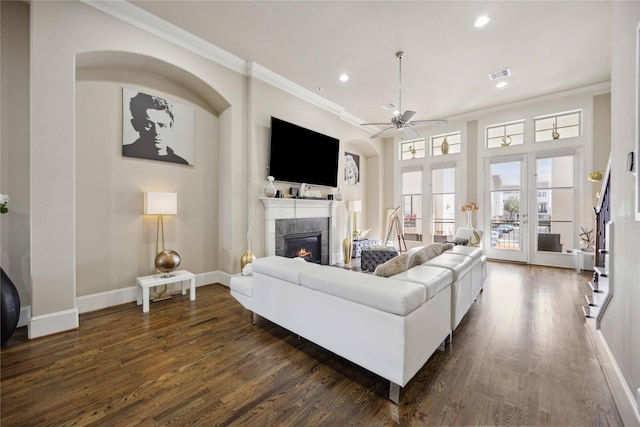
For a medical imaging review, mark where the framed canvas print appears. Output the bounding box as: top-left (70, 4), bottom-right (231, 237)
top-left (344, 152), bottom-right (360, 185)
top-left (122, 88), bottom-right (195, 165)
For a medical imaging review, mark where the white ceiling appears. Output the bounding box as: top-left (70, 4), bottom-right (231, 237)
top-left (130, 0), bottom-right (612, 128)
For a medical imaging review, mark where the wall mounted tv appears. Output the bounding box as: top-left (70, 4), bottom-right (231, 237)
top-left (268, 116), bottom-right (340, 188)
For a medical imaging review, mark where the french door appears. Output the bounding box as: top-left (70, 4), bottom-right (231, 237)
top-left (484, 152), bottom-right (576, 267)
top-left (484, 156), bottom-right (528, 263)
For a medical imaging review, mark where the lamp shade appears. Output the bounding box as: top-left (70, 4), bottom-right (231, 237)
top-left (144, 192), bottom-right (177, 215)
top-left (348, 200), bottom-right (362, 213)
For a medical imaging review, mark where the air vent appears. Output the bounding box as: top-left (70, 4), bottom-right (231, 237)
top-left (488, 68), bottom-right (511, 81)
top-left (382, 103), bottom-right (397, 110)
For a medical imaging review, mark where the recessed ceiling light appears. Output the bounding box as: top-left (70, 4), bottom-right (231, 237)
top-left (496, 81), bottom-right (509, 89)
top-left (339, 74), bottom-right (349, 82)
top-left (474, 16), bottom-right (490, 27)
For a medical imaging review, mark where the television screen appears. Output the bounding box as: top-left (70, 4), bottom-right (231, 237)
top-left (268, 117), bottom-right (340, 188)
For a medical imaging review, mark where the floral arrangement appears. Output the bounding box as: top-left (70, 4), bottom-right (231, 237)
top-left (459, 202), bottom-right (479, 212)
top-left (0, 194), bottom-right (8, 214)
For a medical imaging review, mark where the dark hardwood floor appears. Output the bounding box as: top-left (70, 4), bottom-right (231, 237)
top-left (1, 262), bottom-right (623, 426)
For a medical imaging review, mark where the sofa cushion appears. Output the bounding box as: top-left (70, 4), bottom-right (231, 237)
top-left (424, 252), bottom-right (474, 282)
top-left (252, 256), bottom-right (320, 284)
top-left (390, 265), bottom-right (453, 300)
top-left (373, 253), bottom-right (409, 277)
top-left (449, 245), bottom-right (482, 262)
top-left (299, 266), bottom-right (426, 316)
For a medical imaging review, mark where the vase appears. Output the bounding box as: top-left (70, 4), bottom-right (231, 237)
top-left (335, 186), bottom-right (343, 201)
top-left (441, 137), bottom-right (449, 155)
top-left (264, 177), bottom-right (277, 198)
top-left (465, 210), bottom-right (474, 228)
top-left (342, 235), bottom-right (353, 266)
top-left (1, 268), bottom-right (20, 346)
top-left (240, 245), bottom-right (256, 271)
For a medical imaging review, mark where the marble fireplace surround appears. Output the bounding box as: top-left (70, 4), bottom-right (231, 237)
top-left (261, 198), bottom-right (341, 265)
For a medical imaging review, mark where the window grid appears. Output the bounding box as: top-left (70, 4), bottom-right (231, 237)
top-left (400, 138), bottom-right (426, 160)
top-left (534, 110), bottom-right (581, 142)
top-left (486, 120), bottom-right (525, 149)
top-left (431, 132), bottom-right (461, 156)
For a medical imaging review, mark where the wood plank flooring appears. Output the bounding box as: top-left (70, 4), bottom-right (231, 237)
top-left (1, 262), bottom-right (623, 426)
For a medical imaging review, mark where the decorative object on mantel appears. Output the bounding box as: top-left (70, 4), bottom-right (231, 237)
top-left (441, 137), bottom-right (449, 155)
top-left (588, 170), bottom-right (604, 198)
top-left (460, 202), bottom-right (479, 228)
top-left (334, 186), bottom-right (343, 201)
top-left (241, 200), bottom-right (256, 270)
top-left (468, 229), bottom-right (482, 247)
top-left (501, 135), bottom-right (512, 146)
top-left (552, 122), bottom-right (560, 139)
top-left (264, 176), bottom-right (277, 198)
top-left (143, 192), bottom-right (181, 302)
top-left (299, 183), bottom-right (322, 198)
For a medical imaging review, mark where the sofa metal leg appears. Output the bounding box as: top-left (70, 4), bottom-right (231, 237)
top-left (438, 339), bottom-right (446, 352)
top-left (389, 382), bottom-right (400, 404)
top-left (250, 311), bottom-right (256, 325)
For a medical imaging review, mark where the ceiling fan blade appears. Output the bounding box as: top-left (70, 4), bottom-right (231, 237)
top-left (399, 110), bottom-right (416, 123)
top-left (361, 122), bottom-right (393, 126)
top-left (408, 119), bottom-right (448, 126)
top-left (370, 126), bottom-right (396, 139)
top-left (402, 126), bottom-right (419, 138)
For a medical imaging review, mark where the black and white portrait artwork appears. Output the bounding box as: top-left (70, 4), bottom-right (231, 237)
top-left (344, 152), bottom-right (360, 185)
top-left (122, 88), bottom-right (194, 165)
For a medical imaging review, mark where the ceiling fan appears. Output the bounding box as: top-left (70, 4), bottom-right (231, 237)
top-left (361, 51), bottom-right (447, 139)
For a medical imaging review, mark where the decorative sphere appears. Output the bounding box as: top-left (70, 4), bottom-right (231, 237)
top-left (155, 250), bottom-right (181, 274)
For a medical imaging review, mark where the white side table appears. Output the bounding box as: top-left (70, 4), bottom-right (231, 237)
top-left (136, 270), bottom-right (196, 313)
top-left (572, 249), bottom-right (595, 273)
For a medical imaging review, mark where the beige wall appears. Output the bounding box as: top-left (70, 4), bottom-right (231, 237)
top-left (606, 0), bottom-right (640, 412)
top-left (75, 80), bottom-right (219, 296)
top-left (25, 1), bottom-right (246, 337)
top-left (1, 1), bottom-right (31, 311)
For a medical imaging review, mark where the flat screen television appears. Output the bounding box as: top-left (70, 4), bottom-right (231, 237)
top-left (268, 116), bottom-right (340, 188)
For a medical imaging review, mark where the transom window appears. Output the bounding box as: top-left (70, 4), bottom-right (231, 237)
top-left (486, 120), bottom-right (525, 148)
top-left (400, 138), bottom-right (426, 160)
top-left (534, 110), bottom-right (581, 142)
top-left (431, 132), bottom-right (461, 156)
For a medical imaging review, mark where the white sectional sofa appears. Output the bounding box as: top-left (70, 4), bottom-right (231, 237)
top-left (230, 243), bottom-right (485, 403)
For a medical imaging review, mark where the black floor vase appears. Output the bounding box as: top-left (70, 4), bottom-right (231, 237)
top-left (1, 268), bottom-right (21, 346)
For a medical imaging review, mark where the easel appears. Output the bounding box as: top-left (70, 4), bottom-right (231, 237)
top-left (385, 206), bottom-right (407, 253)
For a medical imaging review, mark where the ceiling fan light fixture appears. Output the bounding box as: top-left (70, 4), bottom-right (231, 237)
top-left (474, 16), bottom-right (490, 28)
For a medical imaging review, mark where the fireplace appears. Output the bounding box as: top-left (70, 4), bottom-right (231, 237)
top-left (284, 232), bottom-right (322, 263)
top-left (261, 198), bottom-right (340, 265)
top-left (275, 217), bottom-right (330, 265)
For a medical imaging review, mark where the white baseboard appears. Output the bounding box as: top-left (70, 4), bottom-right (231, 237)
top-left (22, 270), bottom-right (231, 339)
top-left (75, 270), bottom-right (230, 314)
top-left (28, 307), bottom-right (79, 339)
top-left (586, 321), bottom-right (640, 426)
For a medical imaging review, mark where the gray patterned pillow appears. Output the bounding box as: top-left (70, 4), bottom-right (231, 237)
top-left (373, 253), bottom-right (409, 277)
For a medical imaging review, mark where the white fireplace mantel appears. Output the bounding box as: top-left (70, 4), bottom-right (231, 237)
top-left (260, 197), bottom-right (342, 264)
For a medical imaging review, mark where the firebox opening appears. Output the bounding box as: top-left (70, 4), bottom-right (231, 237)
top-left (284, 232), bottom-right (322, 264)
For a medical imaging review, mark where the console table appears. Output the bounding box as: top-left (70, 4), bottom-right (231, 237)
top-left (136, 270), bottom-right (196, 313)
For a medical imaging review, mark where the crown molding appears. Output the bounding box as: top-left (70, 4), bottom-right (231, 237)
top-left (82, 1), bottom-right (374, 130)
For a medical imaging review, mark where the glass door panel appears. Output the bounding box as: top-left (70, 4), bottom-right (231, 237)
top-left (432, 167), bottom-right (455, 243)
top-left (486, 158), bottom-right (527, 262)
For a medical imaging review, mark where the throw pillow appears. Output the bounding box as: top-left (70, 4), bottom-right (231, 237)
top-left (408, 247), bottom-right (431, 268)
top-left (373, 253), bottom-right (409, 277)
top-left (442, 242), bottom-right (454, 252)
top-left (424, 243), bottom-right (443, 259)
